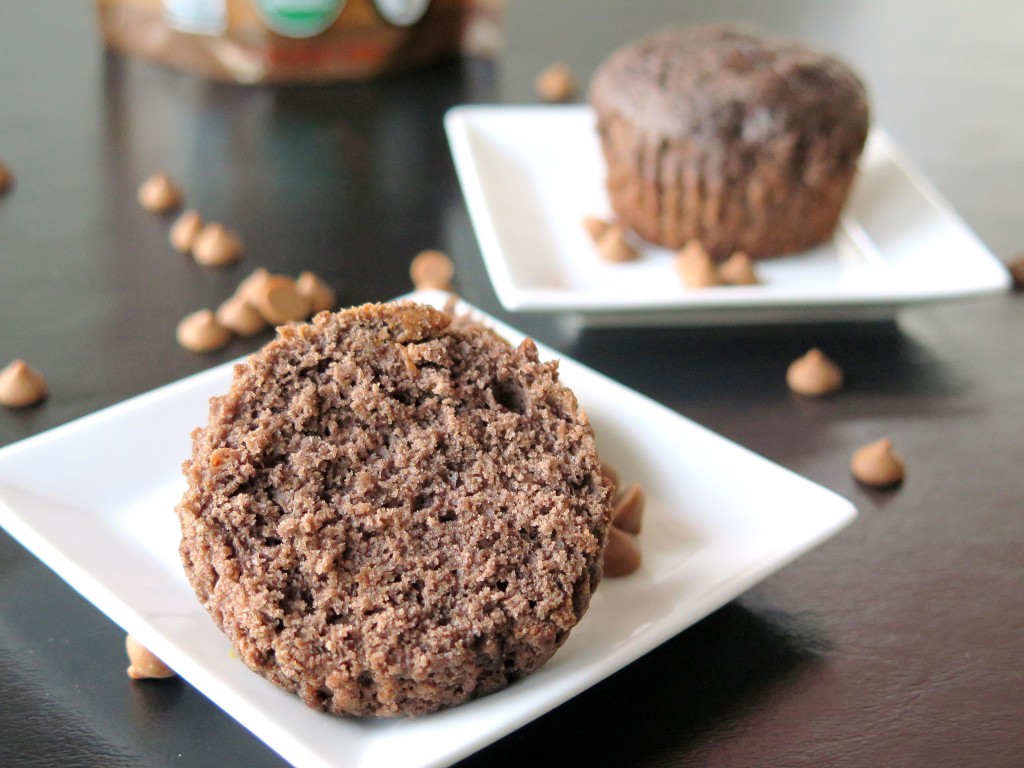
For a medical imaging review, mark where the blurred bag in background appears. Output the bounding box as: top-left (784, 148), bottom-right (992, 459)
top-left (96, 0), bottom-right (504, 83)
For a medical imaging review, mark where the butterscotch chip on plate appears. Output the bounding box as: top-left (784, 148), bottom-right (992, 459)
top-left (851, 438), bottom-right (905, 487)
top-left (787, 348), bottom-right (843, 397)
top-left (176, 301), bottom-right (612, 717)
top-left (675, 240), bottom-right (722, 288)
top-left (718, 251), bottom-right (760, 285)
top-left (138, 173), bottom-right (182, 213)
top-left (0, 359), bottom-right (48, 408)
top-left (611, 483), bottom-right (644, 535)
top-left (596, 225), bottom-right (638, 263)
top-left (603, 526), bottom-right (641, 577)
top-left (583, 215), bottom-right (613, 242)
top-left (192, 223), bottom-right (243, 267)
top-left (536, 61), bottom-right (576, 103)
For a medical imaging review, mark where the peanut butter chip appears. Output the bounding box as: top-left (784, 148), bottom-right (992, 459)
top-left (216, 294), bottom-right (267, 336)
top-left (176, 309), bottom-right (232, 352)
top-left (410, 249), bottom-right (454, 291)
top-left (251, 275), bottom-right (312, 325)
top-left (236, 267), bottom-right (270, 304)
top-left (675, 240), bottom-right (722, 288)
top-left (596, 225), bottom-right (638, 263)
top-left (604, 526), bottom-right (642, 578)
top-left (0, 161), bottom-right (14, 194)
top-left (192, 223), bottom-right (243, 266)
top-left (125, 635), bottom-right (176, 680)
top-left (137, 173), bottom-right (182, 213)
top-left (583, 215), bottom-right (613, 243)
top-left (536, 61), bottom-right (576, 102)
top-left (1009, 254), bottom-right (1024, 290)
top-left (612, 483), bottom-right (644, 535)
top-left (0, 359), bottom-right (48, 408)
top-left (169, 210), bottom-right (203, 253)
top-left (296, 271), bottom-right (337, 314)
top-left (787, 348), bottom-right (844, 397)
top-left (851, 438), bottom-right (905, 487)
top-left (718, 251), bottom-right (760, 285)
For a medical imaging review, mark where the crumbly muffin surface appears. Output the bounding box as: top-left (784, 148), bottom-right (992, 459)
top-left (590, 24), bottom-right (868, 145)
top-left (589, 23), bottom-right (870, 258)
top-left (176, 302), bottom-right (611, 717)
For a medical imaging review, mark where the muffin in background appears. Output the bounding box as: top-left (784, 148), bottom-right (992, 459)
top-left (589, 23), bottom-right (870, 260)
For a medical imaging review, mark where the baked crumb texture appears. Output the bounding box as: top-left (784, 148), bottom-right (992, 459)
top-left (590, 23), bottom-right (869, 259)
top-left (177, 301), bottom-right (611, 717)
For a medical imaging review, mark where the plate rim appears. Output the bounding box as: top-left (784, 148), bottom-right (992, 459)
top-left (0, 292), bottom-right (857, 768)
top-left (444, 104), bottom-right (1010, 319)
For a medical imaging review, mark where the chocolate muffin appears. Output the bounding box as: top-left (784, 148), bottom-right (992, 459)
top-left (176, 302), bottom-right (612, 717)
top-left (589, 23), bottom-right (870, 259)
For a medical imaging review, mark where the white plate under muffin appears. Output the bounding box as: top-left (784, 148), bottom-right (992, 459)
top-left (445, 105), bottom-right (1010, 326)
top-left (0, 291), bottom-right (855, 768)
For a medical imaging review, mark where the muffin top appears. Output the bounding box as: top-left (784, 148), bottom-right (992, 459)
top-left (176, 301), bottom-right (612, 717)
top-left (589, 23), bottom-right (869, 147)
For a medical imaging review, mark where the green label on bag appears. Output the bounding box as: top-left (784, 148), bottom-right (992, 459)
top-left (253, 0), bottom-right (346, 38)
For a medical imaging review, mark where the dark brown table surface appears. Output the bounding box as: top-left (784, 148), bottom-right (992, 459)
top-left (2, 1), bottom-right (1022, 766)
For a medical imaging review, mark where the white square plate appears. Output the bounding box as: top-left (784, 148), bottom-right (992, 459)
top-left (0, 292), bottom-right (856, 768)
top-left (445, 105), bottom-right (1010, 325)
